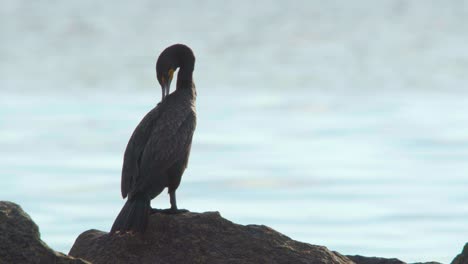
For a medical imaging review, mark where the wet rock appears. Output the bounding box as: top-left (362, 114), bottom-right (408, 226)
top-left (346, 255), bottom-right (443, 264)
top-left (347, 255), bottom-right (406, 264)
top-left (1, 200), bottom-right (450, 264)
top-left (0, 201), bottom-right (88, 264)
top-left (452, 243), bottom-right (468, 264)
top-left (69, 211), bottom-right (352, 264)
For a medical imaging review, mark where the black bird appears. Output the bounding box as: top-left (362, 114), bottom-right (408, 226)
top-left (111, 44), bottom-right (197, 233)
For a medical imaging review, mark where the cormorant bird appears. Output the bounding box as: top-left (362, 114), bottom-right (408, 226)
top-left (111, 44), bottom-right (197, 233)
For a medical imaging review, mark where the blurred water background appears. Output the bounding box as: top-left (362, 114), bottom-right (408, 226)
top-left (1, 1), bottom-right (468, 262)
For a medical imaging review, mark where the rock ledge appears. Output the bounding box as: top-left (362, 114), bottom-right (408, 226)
top-left (451, 243), bottom-right (468, 264)
top-left (69, 211), bottom-right (352, 264)
top-left (0, 201), bottom-right (87, 264)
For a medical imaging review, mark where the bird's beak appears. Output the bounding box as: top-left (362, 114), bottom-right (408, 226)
top-left (162, 82), bottom-right (170, 100)
top-left (161, 85), bottom-right (166, 101)
top-left (161, 69), bottom-right (175, 101)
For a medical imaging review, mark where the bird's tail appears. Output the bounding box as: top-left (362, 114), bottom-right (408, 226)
top-left (110, 194), bottom-right (150, 233)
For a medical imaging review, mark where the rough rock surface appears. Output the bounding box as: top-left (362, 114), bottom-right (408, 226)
top-left (1, 200), bottom-right (455, 264)
top-left (346, 255), bottom-right (443, 264)
top-left (0, 201), bottom-right (88, 264)
top-left (347, 255), bottom-right (405, 264)
top-left (69, 211), bottom-right (353, 264)
top-left (452, 243), bottom-right (468, 264)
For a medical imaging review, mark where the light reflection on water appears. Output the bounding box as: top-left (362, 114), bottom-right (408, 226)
top-left (2, 1), bottom-right (468, 263)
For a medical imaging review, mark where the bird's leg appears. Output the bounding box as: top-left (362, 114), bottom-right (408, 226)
top-left (167, 191), bottom-right (189, 214)
top-left (169, 191), bottom-right (189, 213)
top-left (151, 191), bottom-right (189, 214)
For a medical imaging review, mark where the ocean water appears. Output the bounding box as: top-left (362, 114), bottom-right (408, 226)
top-left (1, 1), bottom-right (468, 263)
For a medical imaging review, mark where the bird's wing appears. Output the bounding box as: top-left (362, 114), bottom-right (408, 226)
top-left (131, 109), bottom-right (196, 196)
top-left (121, 104), bottom-right (163, 198)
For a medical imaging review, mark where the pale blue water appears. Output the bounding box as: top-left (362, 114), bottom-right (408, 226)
top-left (1, 1), bottom-right (468, 263)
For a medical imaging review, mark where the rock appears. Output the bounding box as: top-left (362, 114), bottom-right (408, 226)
top-left (452, 243), bottom-right (468, 264)
top-left (346, 255), bottom-right (443, 264)
top-left (69, 211), bottom-right (353, 264)
top-left (347, 255), bottom-right (444, 264)
top-left (0, 200), bottom-right (450, 264)
top-left (347, 255), bottom-right (406, 264)
top-left (0, 201), bottom-right (88, 264)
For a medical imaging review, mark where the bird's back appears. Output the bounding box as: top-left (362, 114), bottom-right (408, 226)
top-left (121, 88), bottom-right (196, 199)
top-left (121, 103), bottom-right (163, 198)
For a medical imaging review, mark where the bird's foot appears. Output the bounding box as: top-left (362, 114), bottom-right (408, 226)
top-left (151, 208), bottom-right (189, 215)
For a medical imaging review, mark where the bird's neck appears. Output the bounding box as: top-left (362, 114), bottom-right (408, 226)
top-left (176, 67), bottom-right (194, 91)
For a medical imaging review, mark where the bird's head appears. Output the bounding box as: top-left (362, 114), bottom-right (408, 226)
top-left (156, 51), bottom-right (176, 101)
top-left (156, 44), bottom-right (195, 101)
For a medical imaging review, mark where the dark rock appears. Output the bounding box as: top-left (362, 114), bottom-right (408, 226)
top-left (347, 255), bottom-right (406, 264)
top-left (0, 201), bottom-right (88, 264)
top-left (347, 255), bottom-right (443, 264)
top-left (69, 211), bottom-right (353, 264)
top-left (452, 243), bottom-right (468, 264)
top-left (1, 200), bottom-right (450, 264)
